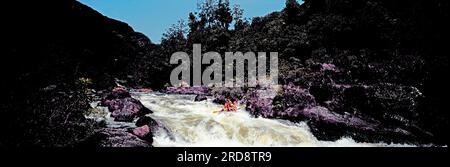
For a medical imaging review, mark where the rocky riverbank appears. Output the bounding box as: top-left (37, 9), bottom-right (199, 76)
top-left (162, 80), bottom-right (436, 146)
top-left (84, 87), bottom-right (166, 147)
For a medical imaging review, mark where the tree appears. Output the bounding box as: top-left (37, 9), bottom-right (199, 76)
top-left (162, 20), bottom-right (187, 42)
top-left (284, 0), bottom-right (301, 23)
top-left (232, 4), bottom-right (244, 23)
top-left (161, 20), bottom-right (188, 57)
top-left (198, 0), bottom-right (217, 28)
top-left (188, 12), bottom-right (199, 33)
top-left (215, 0), bottom-right (232, 29)
top-left (232, 4), bottom-right (247, 30)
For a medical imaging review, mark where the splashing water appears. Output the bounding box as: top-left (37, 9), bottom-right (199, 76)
top-left (133, 93), bottom-right (413, 147)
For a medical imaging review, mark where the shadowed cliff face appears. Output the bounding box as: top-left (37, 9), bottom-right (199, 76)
top-left (1, 0), bottom-right (155, 146)
top-left (3, 0), bottom-right (154, 91)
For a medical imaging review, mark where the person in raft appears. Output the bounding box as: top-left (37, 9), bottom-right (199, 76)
top-left (222, 99), bottom-right (238, 112)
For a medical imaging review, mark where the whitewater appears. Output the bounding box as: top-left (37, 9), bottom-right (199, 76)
top-left (132, 93), bottom-right (413, 147)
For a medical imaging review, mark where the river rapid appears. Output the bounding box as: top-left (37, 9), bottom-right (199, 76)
top-left (131, 93), bottom-right (412, 147)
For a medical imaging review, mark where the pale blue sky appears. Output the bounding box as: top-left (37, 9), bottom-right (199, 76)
top-left (77, 0), bottom-right (290, 43)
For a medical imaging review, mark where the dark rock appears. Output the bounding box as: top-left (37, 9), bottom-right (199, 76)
top-left (100, 87), bottom-right (131, 106)
top-left (135, 116), bottom-right (175, 141)
top-left (309, 85), bottom-right (333, 105)
top-left (108, 97), bottom-right (152, 122)
top-left (136, 116), bottom-right (159, 127)
top-left (297, 106), bottom-right (419, 143)
top-left (295, 106), bottom-right (378, 131)
top-left (194, 94), bottom-right (208, 102)
top-left (247, 84), bottom-right (316, 119)
top-left (246, 87), bottom-right (277, 117)
top-left (282, 84), bottom-right (316, 110)
top-left (320, 83), bottom-right (423, 127)
top-left (93, 128), bottom-right (151, 147)
top-left (212, 87), bottom-right (246, 104)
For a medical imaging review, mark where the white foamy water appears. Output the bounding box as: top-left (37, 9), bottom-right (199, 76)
top-left (133, 93), bottom-right (414, 147)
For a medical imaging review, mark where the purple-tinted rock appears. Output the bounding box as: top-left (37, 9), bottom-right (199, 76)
top-left (282, 84), bottom-right (316, 109)
top-left (247, 84), bottom-right (316, 118)
top-left (296, 106), bottom-right (378, 131)
top-left (100, 87), bottom-right (131, 106)
top-left (246, 90), bottom-right (275, 117)
top-left (247, 97), bottom-right (274, 117)
top-left (107, 97), bottom-right (152, 122)
top-left (133, 125), bottom-right (150, 138)
top-left (95, 128), bottom-right (151, 147)
top-left (135, 116), bottom-right (174, 140)
top-left (132, 125), bottom-right (153, 142)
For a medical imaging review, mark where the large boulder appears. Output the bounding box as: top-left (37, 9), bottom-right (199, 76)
top-left (99, 87), bottom-right (152, 122)
top-left (302, 106), bottom-right (420, 143)
top-left (91, 128), bottom-right (151, 147)
top-left (100, 87), bottom-right (131, 106)
top-left (135, 116), bottom-right (174, 141)
top-left (132, 125), bottom-right (153, 143)
top-left (317, 83), bottom-right (423, 127)
top-left (136, 116), bottom-right (159, 127)
top-left (109, 97), bottom-right (152, 122)
top-left (247, 84), bottom-right (316, 119)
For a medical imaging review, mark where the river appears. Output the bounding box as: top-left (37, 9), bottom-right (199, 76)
top-left (131, 93), bottom-right (412, 147)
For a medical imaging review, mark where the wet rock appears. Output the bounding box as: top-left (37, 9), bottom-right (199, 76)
top-left (92, 128), bottom-right (151, 147)
top-left (109, 97), bottom-right (152, 122)
top-left (290, 106), bottom-right (419, 143)
top-left (132, 125), bottom-right (153, 143)
top-left (136, 116), bottom-right (159, 127)
top-left (296, 106), bottom-right (378, 131)
top-left (194, 94), bottom-right (207, 102)
top-left (135, 116), bottom-right (175, 141)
